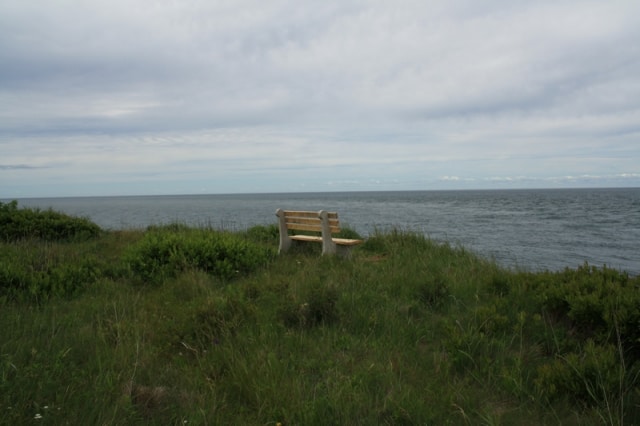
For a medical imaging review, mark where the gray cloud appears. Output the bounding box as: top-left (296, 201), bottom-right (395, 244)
top-left (0, 164), bottom-right (43, 170)
top-left (1, 0), bottom-right (639, 196)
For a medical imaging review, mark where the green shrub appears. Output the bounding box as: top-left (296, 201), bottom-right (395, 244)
top-left (0, 200), bottom-right (101, 242)
top-left (530, 263), bottom-right (640, 363)
top-left (124, 228), bottom-right (275, 284)
top-left (475, 300), bottom-right (511, 336)
top-left (486, 270), bottom-right (513, 295)
top-left (535, 341), bottom-right (622, 405)
top-left (445, 319), bottom-right (497, 375)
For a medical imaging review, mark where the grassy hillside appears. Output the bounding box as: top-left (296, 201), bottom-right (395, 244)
top-left (1, 202), bottom-right (639, 425)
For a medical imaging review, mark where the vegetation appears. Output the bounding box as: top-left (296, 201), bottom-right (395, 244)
top-left (0, 200), bottom-right (101, 242)
top-left (1, 202), bottom-right (639, 424)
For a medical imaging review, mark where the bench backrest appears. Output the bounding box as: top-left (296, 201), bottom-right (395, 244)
top-left (278, 210), bottom-right (341, 234)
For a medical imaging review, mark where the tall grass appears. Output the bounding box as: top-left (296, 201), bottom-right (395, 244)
top-left (1, 203), bottom-right (639, 424)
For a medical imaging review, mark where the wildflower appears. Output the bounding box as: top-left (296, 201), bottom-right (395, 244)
top-left (34, 413), bottom-right (43, 419)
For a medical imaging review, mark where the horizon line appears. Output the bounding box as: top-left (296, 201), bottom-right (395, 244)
top-left (3, 185), bottom-right (639, 201)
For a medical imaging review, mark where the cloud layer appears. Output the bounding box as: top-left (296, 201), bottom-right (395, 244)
top-left (1, 0), bottom-right (639, 197)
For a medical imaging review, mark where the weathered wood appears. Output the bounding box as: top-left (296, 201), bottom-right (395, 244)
top-left (282, 211), bottom-right (318, 217)
top-left (330, 238), bottom-right (363, 246)
top-left (276, 209), bottom-right (363, 257)
top-left (282, 211), bottom-right (338, 219)
top-left (285, 223), bottom-right (340, 233)
top-left (290, 235), bottom-right (323, 242)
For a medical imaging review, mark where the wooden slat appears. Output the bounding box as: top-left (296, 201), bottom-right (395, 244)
top-left (287, 217), bottom-right (339, 229)
top-left (283, 210), bottom-right (339, 219)
top-left (283, 211), bottom-right (318, 218)
top-left (332, 238), bottom-right (363, 246)
top-left (286, 223), bottom-right (323, 232)
top-left (286, 217), bottom-right (322, 226)
top-left (290, 236), bottom-right (361, 245)
top-left (287, 226), bottom-right (342, 233)
top-left (290, 235), bottom-right (323, 242)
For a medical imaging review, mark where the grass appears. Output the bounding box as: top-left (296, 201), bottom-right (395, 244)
top-left (1, 203), bottom-right (639, 424)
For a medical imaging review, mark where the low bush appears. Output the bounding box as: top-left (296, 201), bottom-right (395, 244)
top-left (124, 227), bottom-right (275, 284)
top-left (535, 340), bottom-right (622, 405)
top-left (530, 263), bottom-right (640, 363)
top-left (0, 200), bottom-right (102, 242)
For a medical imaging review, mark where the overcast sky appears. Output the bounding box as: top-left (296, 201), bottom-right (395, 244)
top-left (1, 0), bottom-right (639, 198)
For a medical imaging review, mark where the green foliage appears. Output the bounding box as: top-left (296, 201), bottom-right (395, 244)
top-left (280, 280), bottom-right (340, 328)
top-left (359, 233), bottom-right (387, 252)
top-left (0, 200), bottom-right (102, 242)
top-left (334, 226), bottom-right (362, 240)
top-left (183, 295), bottom-right (257, 349)
top-left (361, 228), bottom-right (428, 253)
top-left (415, 274), bottom-right (451, 309)
top-left (124, 227), bottom-right (275, 284)
top-left (138, 287), bottom-right (259, 357)
top-left (535, 341), bottom-right (621, 404)
top-left (530, 263), bottom-right (640, 362)
top-left (486, 269), bottom-right (513, 296)
top-left (0, 242), bottom-right (101, 303)
top-left (1, 225), bottom-right (639, 424)
top-left (243, 223), bottom-right (279, 243)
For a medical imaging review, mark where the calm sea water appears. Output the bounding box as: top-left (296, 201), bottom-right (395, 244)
top-left (7, 188), bottom-right (640, 275)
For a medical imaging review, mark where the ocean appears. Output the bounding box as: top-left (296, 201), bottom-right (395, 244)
top-left (6, 188), bottom-right (640, 275)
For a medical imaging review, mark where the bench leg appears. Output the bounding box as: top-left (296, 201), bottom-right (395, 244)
top-left (321, 240), bottom-right (337, 256)
top-left (335, 245), bottom-right (354, 258)
top-left (278, 235), bottom-right (292, 254)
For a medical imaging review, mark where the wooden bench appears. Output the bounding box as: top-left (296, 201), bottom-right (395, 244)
top-left (275, 209), bottom-right (363, 257)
